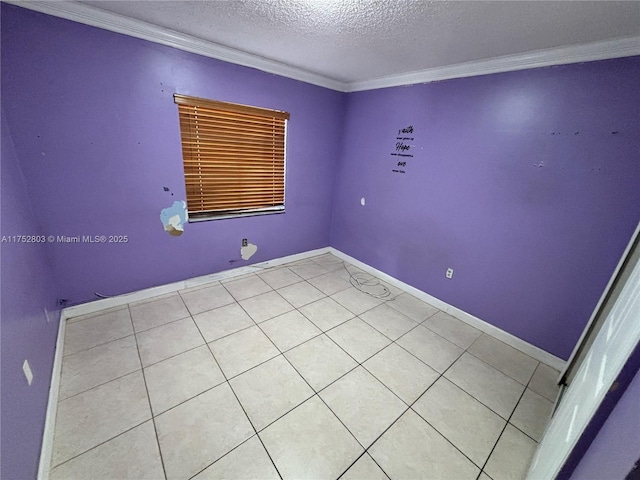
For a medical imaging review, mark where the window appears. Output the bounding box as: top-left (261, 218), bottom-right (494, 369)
top-left (174, 94), bottom-right (289, 221)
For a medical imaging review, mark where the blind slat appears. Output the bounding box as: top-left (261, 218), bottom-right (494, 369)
top-left (179, 116), bottom-right (285, 134)
top-left (185, 177), bottom-right (284, 182)
top-left (181, 148), bottom-right (286, 156)
top-left (188, 199), bottom-right (285, 209)
top-left (178, 105), bottom-right (287, 123)
top-left (179, 120), bottom-right (284, 134)
top-left (180, 131), bottom-right (284, 143)
top-left (183, 160), bottom-right (284, 166)
top-left (175, 94), bottom-right (289, 120)
top-left (186, 190), bottom-right (284, 196)
top-left (180, 145), bottom-right (285, 155)
top-left (183, 166), bottom-right (285, 173)
top-left (188, 200), bottom-right (284, 209)
top-left (183, 171), bottom-right (284, 177)
top-left (180, 122), bottom-right (284, 139)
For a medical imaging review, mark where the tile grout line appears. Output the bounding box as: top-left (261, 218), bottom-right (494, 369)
top-left (58, 366), bottom-right (144, 403)
top-left (61, 330), bottom-right (135, 359)
top-left (50, 307), bottom-right (148, 471)
top-left (412, 337), bottom-right (550, 454)
top-left (356, 327), bottom-right (523, 477)
top-left (127, 303), bottom-right (169, 480)
top-left (184, 299), bottom-right (256, 478)
top-left (464, 347), bottom-right (537, 387)
top-left (439, 351), bottom-right (537, 422)
top-left (280, 277), bottom-right (328, 309)
top-left (49, 418), bottom-right (152, 472)
top-left (258, 268), bottom-right (305, 290)
top-left (64, 305), bottom-right (129, 325)
top-left (168, 258), bottom-right (464, 392)
top-left (137, 329), bottom-right (202, 366)
top-left (177, 264), bottom-right (340, 478)
top-left (407, 359), bottom-right (491, 473)
top-left (476, 357), bottom-right (540, 478)
top-left (53, 318), bottom-right (173, 475)
top-left (349, 313), bottom-right (542, 476)
top-left (195, 281), bottom-right (285, 480)
top-left (148, 377), bottom-right (226, 418)
top-left (240, 287), bottom-right (297, 322)
top-left (280, 306), bottom-right (447, 405)
top-left (388, 325), bottom-right (541, 425)
top-left (336, 451), bottom-right (392, 480)
top-left (297, 309), bottom-right (356, 337)
top-left (133, 313), bottom-right (194, 335)
top-left (334, 451), bottom-right (369, 480)
top-left (177, 280), bottom-right (223, 296)
top-left (251, 294), bottom-right (427, 479)
top-left (231, 293), bottom-right (384, 474)
top-left (321, 402), bottom-right (408, 479)
top-left (186, 433), bottom-right (281, 480)
top-left (505, 363), bottom-right (553, 444)
top-left (65, 297), bottom-right (283, 369)
top-left (80, 289), bottom-right (481, 405)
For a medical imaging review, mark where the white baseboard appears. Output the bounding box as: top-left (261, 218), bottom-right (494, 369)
top-left (328, 247), bottom-right (566, 371)
top-left (37, 310), bottom-right (67, 480)
top-left (62, 244), bottom-right (564, 367)
top-left (63, 247), bottom-right (331, 319)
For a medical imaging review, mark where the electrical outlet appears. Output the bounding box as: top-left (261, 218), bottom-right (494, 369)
top-left (23, 359), bottom-right (33, 386)
top-left (242, 238), bottom-right (248, 247)
top-left (446, 268), bottom-right (454, 279)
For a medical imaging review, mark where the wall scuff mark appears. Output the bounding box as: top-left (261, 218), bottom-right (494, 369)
top-left (160, 200), bottom-right (188, 236)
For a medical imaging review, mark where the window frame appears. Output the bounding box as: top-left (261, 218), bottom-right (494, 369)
top-left (174, 94), bottom-right (289, 222)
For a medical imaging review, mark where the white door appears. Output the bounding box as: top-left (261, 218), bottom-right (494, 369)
top-left (527, 230), bottom-right (640, 479)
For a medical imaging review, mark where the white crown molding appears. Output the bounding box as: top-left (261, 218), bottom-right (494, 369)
top-left (346, 36), bottom-right (640, 92)
top-left (5, 1), bottom-right (640, 94)
top-left (4, 0), bottom-right (349, 92)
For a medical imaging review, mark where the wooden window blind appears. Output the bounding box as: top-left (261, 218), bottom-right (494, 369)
top-left (174, 94), bottom-right (290, 220)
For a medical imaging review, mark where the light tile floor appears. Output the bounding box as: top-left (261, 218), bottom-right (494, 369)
top-left (50, 253), bottom-right (560, 480)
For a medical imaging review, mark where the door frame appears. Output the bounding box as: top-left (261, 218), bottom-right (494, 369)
top-left (527, 221), bottom-right (640, 479)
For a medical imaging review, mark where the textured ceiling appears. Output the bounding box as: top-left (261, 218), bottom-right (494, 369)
top-left (79, 1), bottom-right (640, 83)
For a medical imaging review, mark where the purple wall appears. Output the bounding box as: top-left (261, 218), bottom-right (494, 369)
top-left (331, 57), bottom-right (640, 359)
top-left (1, 106), bottom-right (61, 478)
top-left (3, 4), bottom-right (640, 478)
top-left (1, 4), bottom-right (345, 305)
top-left (1, 4), bottom-right (343, 478)
top-left (568, 364), bottom-right (640, 479)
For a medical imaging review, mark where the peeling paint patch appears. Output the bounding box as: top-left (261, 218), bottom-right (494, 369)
top-left (160, 201), bottom-right (188, 236)
top-left (241, 242), bottom-right (258, 260)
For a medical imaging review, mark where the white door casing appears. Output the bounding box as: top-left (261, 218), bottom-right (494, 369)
top-left (527, 228), bottom-right (640, 479)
